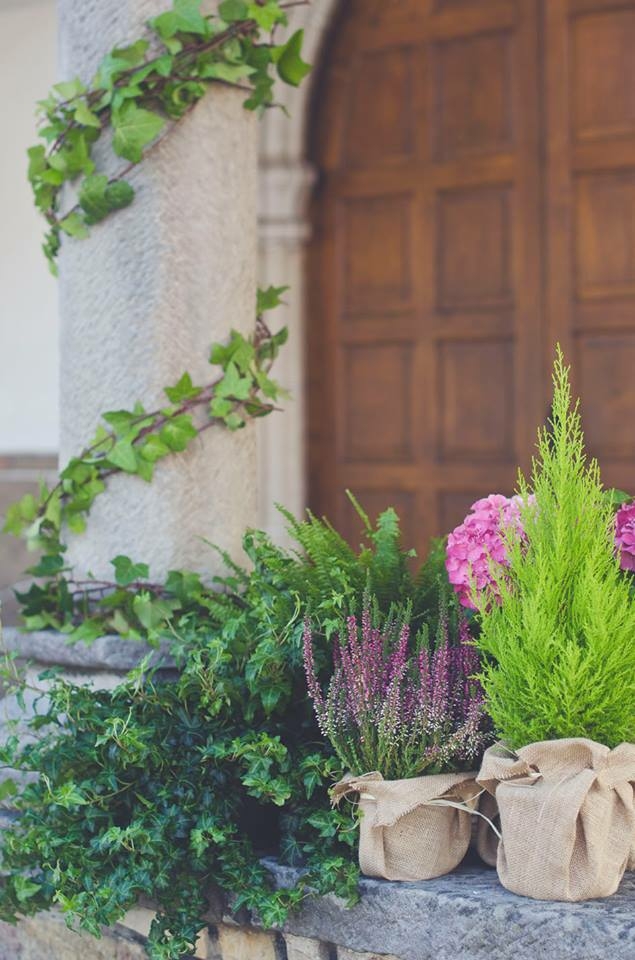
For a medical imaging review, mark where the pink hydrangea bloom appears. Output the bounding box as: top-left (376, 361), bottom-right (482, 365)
top-left (445, 494), bottom-right (533, 610)
top-left (615, 502), bottom-right (635, 572)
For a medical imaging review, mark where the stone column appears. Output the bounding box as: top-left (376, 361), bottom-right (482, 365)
top-left (57, 0), bottom-right (258, 581)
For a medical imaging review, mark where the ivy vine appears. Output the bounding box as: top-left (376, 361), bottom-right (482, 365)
top-left (3, 286), bottom-right (289, 642)
top-left (29, 0), bottom-right (310, 271)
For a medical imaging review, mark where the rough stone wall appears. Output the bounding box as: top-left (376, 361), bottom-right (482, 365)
top-left (0, 914), bottom-right (395, 960)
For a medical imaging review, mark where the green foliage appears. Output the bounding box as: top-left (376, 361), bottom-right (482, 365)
top-left (3, 290), bottom-right (288, 640)
top-left (0, 503), bottom-right (455, 958)
top-left (475, 349), bottom-right (635, 748)
top-left (29, 0), bottom-right (312, 271)
top-left (0, 672), bottom-right (357, 960)
top-left (1, 423), bottom-right (460, 960)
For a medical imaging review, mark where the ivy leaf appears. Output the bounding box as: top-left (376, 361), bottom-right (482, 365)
top-left (197, 62), bottom-right (255, 83)
top-left (247, 2), bottom-right (287, 31)
top-left (219, 0), bottom-right (248, 21)
top-left (53, 77), bottom-right (86, 100)
top-left (257, 285), bottom-right (288, 314)
top-left (107, 439), bottom-right (138, 473)
top-left (79, 176), bottom-right (135, 225)
top-left (159, 414), bottom-right (198, 452)
top-left (78, 174), bottom-right (110, 223)
top-left (140, 435), bottom-right (171, 462)
top-left (133, 592), bottom-right (179, 630)
top-left (112, 102), bottom-right (165, 163)
top-left (74, 100), bottom-right (101, 128)
top-left (67, 619), bottom-right (105, 645)
top-left (224, 412), bottom-right (245, 431)
top-left (216, 362), bottom-right (253, 401)
top-left (0, 778), bottom-right (17, 802)
top-left (48, 129), bottom-right (94, 176)
top-left (59, 212), bottom-right (89, 240)
top-left (274, 30), bottom-right (311, 87)
top-left (26, 554), bottom-right (66, 577)
top-left (102, 408), bottom-right (145, 434)
top-left (151, 0), bottom-right (210, 40)
top-left (97, 40), bottom-right (150, 88)
top-left (13, 877), bottom-right (41, 904)
top-left (210, 397), bottom-right (233, 419)
top-left (164, 372), bottom-right (202, 404)
top-left (105, 180), bottom-right (135, 211)
top-left (111, 555), bottom-right (150, 586)
top-left (27, 145), bottom-right (47, 179)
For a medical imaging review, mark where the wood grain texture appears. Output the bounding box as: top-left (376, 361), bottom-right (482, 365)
top-left (308, 0), bottom-right (635, 552)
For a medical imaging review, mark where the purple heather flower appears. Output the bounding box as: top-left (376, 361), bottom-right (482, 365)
top-left (303, 601), bottom-right (490, 779)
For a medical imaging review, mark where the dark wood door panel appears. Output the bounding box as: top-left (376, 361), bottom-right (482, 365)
top-left (308, 0), bottom-right (635, 552)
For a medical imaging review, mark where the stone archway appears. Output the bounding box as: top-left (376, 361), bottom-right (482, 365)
top-left (256, 0), bottom-right (341, 541)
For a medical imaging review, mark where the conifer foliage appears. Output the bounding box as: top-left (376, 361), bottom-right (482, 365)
top-left (475, 349), bottom-right (635, 749)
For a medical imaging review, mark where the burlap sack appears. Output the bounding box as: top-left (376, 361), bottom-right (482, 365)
top-left (332, 770), bottom-right (480, 881)
top-left (477, 739), bottom-right (635, 901)
top-left (473, 790), bottom-right (499, 867)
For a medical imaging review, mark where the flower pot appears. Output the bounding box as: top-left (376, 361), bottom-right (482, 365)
top-left (477, 739), bottom-right (635, 901)
top-left (332, 770), bottom-right (482, 881)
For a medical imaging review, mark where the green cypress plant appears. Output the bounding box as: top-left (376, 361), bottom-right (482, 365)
top-left (475, 348), bottom-right (635, 748)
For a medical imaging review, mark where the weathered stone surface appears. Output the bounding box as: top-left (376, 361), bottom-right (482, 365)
top-left (57, 0), bottom-right (258, 583)
top-left (216, 924), bottom-right (278, 960)
top-left (266, 861), bottom-right (635, 960)
top-left (0, 912), bottom-right (148, 960)
top-left (284, 933), bottom-right (330, 960)
top-left (338, 950), bottom-right (398, 960)
top-left (2, 627), bottom-right (174, 672)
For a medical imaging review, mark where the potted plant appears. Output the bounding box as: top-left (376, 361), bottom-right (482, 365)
top-left (303, 597), bottom-right (492, 881)
top-left (452, 350), bottom-right (635, 902)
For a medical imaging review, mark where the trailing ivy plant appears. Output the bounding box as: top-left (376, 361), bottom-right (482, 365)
top-left (0, 506), bottom-right (461, 960)
top-left (3, 285), bottom-right (288, 641)
top-left (29, 0), bottom-right (311, 271)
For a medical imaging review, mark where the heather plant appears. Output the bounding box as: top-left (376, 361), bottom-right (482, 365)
top-left (474, 349), bottom-right (635, 749)
top-left (304, 600), bottom-right (490, 780)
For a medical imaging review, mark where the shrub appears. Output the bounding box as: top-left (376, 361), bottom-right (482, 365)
top-left (0, 503), bottom-right (458, 959)
top-left (474, 350), bottom-right (635, 749)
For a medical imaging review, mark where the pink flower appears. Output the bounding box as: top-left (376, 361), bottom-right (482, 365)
top-left (615, 502), bottom-right (635, 572)
top-left (445, 494), bottom-right (534, 610)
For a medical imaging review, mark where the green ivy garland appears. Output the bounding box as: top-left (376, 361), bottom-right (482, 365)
top-left (29, 0), bottom-right (310, 271)
top-left (4, 285), bottom-right (289, 641)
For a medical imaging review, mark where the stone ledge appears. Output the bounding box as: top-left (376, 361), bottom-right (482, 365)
top-left (265, 861), bottom-right (635, 960)
top-left (2, 627), bottom-right (174, 672)
top-left (2, 864), bottom-right (635, 960)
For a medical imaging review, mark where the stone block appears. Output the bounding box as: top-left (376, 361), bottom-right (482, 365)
top-left (284, 933), bottom-right (330, 960)
top-left (0, 911), bottom-right (148, 960)
top-left (217, 924), bottom-right (278, 960)
top-left (266, 860), bottom-right (635, 960)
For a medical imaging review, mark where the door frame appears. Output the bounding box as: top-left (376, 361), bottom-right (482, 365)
top-left (256, 0), bottom-right (341, 543)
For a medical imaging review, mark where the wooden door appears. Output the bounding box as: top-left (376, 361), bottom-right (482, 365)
top-left (308, 0), bottom-right (635, 554)
top-left (545, 0), bottom-right (635, 494)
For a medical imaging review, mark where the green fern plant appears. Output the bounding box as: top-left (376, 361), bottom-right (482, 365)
top-left (475, 348), bottom-right (635, 749)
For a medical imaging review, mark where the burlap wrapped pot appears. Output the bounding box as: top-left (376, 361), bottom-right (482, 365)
top-left (332, 770), bottom-right (481, 881)
top-left (473, 789), bottom-right (500, 867)
top-left (477, 738), bottom-right (635, 901)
